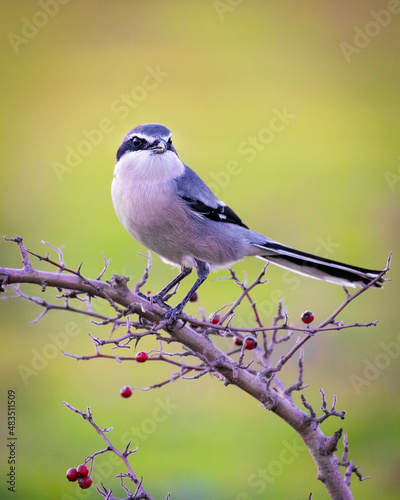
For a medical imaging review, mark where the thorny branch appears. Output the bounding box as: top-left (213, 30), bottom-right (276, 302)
top-left (0, 236), bottom-right (391, 500)
top-left (61, 402), bottom-right (159, 500)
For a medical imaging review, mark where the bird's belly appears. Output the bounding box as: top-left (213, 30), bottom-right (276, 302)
top-left (112, 178), bottom-right (192, 263)
top-left (111, 177), bottom-right (246, 268)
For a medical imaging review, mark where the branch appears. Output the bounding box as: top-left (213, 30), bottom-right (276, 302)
top-left (61, 402), bottom-right (155, 499)
top-left (218, 265), bottom-right (268, 326)
top-left (1, 237), bottom-right (391, 500)
top-left (339, 432), bottom-right (370, 485)
top-left (279, 253), bottom-right (392, 365)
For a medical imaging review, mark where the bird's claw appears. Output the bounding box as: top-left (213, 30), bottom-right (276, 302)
top-left (165, 306), bottom-right (178, 322)
top-left (151, 293), bottom-right (169, 309)
top-left (165, 304), bottom-right (187, 325)
top-left (146, 293), bottom-right (185, 325)
top-left (149, 294), bottom-right (179, 324)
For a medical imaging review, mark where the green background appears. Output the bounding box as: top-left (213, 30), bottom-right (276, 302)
top-left (1, 1), bottom-right (399, 499)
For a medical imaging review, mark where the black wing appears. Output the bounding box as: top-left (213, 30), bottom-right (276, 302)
top-left (175, 164), bottom-right (249, 229)
top-left (181, 196), bottom-right (249, 229)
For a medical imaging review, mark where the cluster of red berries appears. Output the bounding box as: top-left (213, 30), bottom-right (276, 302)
top-left (228, 310), bottom-right (315, 349)
top-left (66, 464), bottom-right (92, 489)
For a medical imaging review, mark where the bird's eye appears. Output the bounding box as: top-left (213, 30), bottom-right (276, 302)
top-left (131, 137), bottom-right (144, 148)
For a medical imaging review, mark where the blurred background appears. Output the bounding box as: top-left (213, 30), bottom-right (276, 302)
top-left (1, 1), bottom-right (399, 498)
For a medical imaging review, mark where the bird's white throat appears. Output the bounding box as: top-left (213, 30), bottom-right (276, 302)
top-left (113, 150), bottom-right (185, 184)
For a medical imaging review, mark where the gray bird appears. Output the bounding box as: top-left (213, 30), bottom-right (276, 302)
top-left (111, 123), bottom-right (383, 319)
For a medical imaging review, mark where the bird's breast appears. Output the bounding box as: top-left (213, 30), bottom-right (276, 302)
top-left (111, 156), bottom-right (189, 257)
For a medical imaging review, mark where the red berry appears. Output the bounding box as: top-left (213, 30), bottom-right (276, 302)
top-left (77, 464), bottom-right (89, 477)
top-left (233, 336), bottom-right (243, 346)
top-left (135, 351), bottom-right (148, 363)
top-left (78, 475), bottom-right (92, 489)
top-left (244, 338), bottom-right (257, 350)
top-left (189, 291), bottom-right (198, 302)
top-left (120, 385), bottom-right (132, 398)
top-left (301, 310), bottom-right (315, 324)
top-left (66, 467), bottom-right (78, 482)
top-left (211, 315), bottom-right (220, 325)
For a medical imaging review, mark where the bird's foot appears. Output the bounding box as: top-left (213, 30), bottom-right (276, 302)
top-left (147, 294), bottom-right (186, 326)
top-left (165, 306), bottom-right (178, 322)
top-left (150, 293), bottom-right (169, 309)
top-left (163, 308), bottom-right (181, 326)
top-left (164, 303), bottom-right (187, 324)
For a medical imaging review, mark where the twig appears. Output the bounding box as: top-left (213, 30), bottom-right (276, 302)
top-left (285, 349), bottom-right (309, 396)
top-left (4, 235), bottom-right (34, 272)
top-left (280, 254), bottom-right (391, 367)
top-left (219, 265), bottom-right (268, 325)
top-left (61, 402), bottom-right (154, 500)
top-left (6, 285), bottom-right (116, 324)
top-left (339, 432), bottom-right (370, 484)
top-left (316, 389), bottom-right (345, 424)
top-left (134, 251), bottom-right (152, 293)
top-left (41, 240), bottom-right (66, 271)
top-left (97, 252), bottom-right (112, 281)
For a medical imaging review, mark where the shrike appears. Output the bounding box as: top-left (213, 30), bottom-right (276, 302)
top-left (111, 123), bottom-right (383, 319)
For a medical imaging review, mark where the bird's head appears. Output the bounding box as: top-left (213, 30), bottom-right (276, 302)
top-left (116, 123), bottom-right (178, 162)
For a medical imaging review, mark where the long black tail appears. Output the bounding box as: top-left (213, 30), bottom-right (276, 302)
top-left (254, 242), bottom-right (384, 288)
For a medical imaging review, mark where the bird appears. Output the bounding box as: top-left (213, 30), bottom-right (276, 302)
top-left (111, 123), bottom-right (384, 320)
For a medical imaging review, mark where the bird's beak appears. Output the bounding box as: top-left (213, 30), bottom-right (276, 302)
top-left (152, 140), bottom-right (167, 155)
